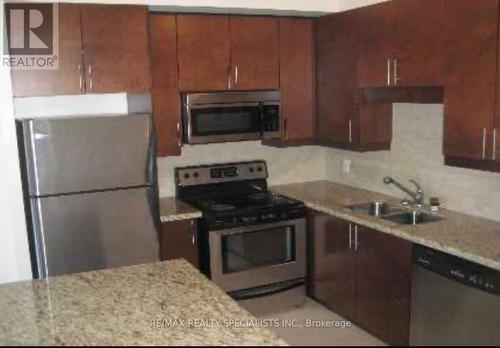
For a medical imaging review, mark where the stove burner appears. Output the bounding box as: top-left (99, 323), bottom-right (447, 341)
top-left (246, 192), bottom-right (271, 202)
top-left (209, 203), bottom-right (236, 212)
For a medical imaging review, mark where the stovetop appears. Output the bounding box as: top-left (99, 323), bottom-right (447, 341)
top-left (183, 191), bottom-right (306, 227)
top-left (186, 191), bottom-right (303, 214)
top-left (175, 161), bottom-right (306, 228)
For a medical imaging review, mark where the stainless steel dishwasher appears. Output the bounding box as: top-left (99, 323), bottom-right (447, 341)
top-left (410, 245), bottom-right (500, 346)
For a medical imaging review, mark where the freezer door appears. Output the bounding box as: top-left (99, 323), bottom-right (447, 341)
top-left (19, 114), bottom-right (154, 196)
top-left (29, 187), bottom-right (159, 278)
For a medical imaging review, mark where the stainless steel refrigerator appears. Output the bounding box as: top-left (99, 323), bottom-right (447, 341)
top-left (16, 114), bottom-right (160, 279)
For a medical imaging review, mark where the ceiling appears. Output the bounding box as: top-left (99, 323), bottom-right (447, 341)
top-left (39, 0), bottom-right (390, 17)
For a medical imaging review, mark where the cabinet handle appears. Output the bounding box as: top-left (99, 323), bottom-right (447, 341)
top-left (78, 64), bottom-right (83, 92)
top-left (88, 64), bottom-right (93, 92)
top-left (227, 66), bottom-right (231, 89)
top-left (348, 223), bottom-right (352, 249)
top-left (354, 225), bottom-right (359, 251)
top-left (283, 117), bottom-right (288, 140)
top-left (177, 122), bottom-right (181, 148)
top-left (387, 59), bottom-right (391, 86)
top-left (348, 119), bottom-right (352, 143)
top-left (393, 59), bottom-right (400, 86)
top-left (235, 65), bottom-right (238, 86)
top-left (482, 127), bottom-right (487, 159)
top-left (191, 220), bottom-right (195, 245)
top-left (493, 129), bottom-right (497, 161)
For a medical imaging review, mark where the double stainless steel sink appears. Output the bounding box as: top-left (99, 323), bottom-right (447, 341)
top-left (346, 201), bottom-right (443, 225)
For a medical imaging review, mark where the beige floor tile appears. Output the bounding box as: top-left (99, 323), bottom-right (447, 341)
top-left (250, 297), bottom-right (386, 346)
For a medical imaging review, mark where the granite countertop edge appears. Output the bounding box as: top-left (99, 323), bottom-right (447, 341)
top-left (272, 180), bottom-right (500, 272)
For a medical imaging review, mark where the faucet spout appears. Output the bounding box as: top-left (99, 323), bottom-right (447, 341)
top-left (383, 177), bottom-right (424, 205)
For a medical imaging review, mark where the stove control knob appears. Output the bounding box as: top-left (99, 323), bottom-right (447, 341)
top-left (183, 173), bottom-right (190, 179)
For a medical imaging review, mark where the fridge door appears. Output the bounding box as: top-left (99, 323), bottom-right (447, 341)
top-left (29, 187), bottom-right (159, 278)
top-left (19, 114), bottom-right (154, 196)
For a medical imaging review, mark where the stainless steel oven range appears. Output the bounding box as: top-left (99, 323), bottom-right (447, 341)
top-left (175, 161), bottom-right (307, 309)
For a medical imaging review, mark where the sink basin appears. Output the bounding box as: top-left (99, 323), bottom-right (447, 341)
top-left (347, 201), bottom-right (405, 217)
top-left (382, 210), bottom-right (443, 225)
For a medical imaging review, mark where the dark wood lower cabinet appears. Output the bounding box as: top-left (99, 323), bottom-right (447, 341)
top-left (309, 212), bottom-right (412, 346)
top-left (355, 225), bottom-right (412, 346)
top-left (160, 219), bottom-right (199, 269)
top-left (309, 211), bottom-right (356, 320)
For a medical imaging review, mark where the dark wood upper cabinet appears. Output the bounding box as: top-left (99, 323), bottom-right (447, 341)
top-left (315, 11), bottom-right (392, 151)
top-left (357, 1), bottom-right (399, 87)
top-left (316, 12), bottom-right (357, 146)
top-left (309, 212), bottom-right (412, 346)
top-left (309, 212), bottom-right (356, 320)
top-left (11, 4), bottom-right (151, 96)
top-left (177, 14), bottom-right (230, 92)
top-left (395, 0), bottom-right (444, 86)
top-left (355, 225), bottom-right (412, 346)
top-left (10, 4), bottom-right (83, 97)
top-left (80, 5), bottom-right (152, 94)
top-left (443, 0), bottom-right (498, 160)
top-left (160, 219), bottom-right (199, 269)
top-left (494, 2), bottom-right (500, 164)
top-left (229, 16), bottom-right (279, 90)
top-left (278, 18), bottom-right (316, 141)
top-left (149, 14), bottom-right (181, 157)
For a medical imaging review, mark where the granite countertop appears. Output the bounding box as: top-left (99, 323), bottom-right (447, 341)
top-left (272, 180), bottom-right (500, 271)
top-left (159, 197), bottom-right (202, 223)
top-left (0, 260), bottom-right (285, 346)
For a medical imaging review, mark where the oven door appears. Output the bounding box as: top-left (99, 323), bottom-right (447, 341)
top-left (208, 218), bottom-right (306, 292)
top-left (185, 102), bottom-right (263, 144)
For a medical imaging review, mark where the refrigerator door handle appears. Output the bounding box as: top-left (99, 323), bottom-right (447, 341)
top-left (22, 119), bottom-right (41, 196)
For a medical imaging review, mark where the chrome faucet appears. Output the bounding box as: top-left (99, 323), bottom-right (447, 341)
top-left (383, 177), bottom-right (424, 206)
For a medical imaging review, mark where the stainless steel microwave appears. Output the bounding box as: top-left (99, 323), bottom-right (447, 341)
top-left (182, 91), bottom-right (281, 144)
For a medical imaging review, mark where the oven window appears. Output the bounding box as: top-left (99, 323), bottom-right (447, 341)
top-left (191, 106), bottom-right (261, 136)
top-left (221, 226), bottom-right (295, 274)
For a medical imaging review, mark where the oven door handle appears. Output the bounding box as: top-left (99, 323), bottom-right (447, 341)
top-left (229, 279), bottom-right (305, 301)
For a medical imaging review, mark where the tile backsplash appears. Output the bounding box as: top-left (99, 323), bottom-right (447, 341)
top-left (157, 142), bottom-right (326, 197)
top-left (324, 103), bottom-right (500, 222)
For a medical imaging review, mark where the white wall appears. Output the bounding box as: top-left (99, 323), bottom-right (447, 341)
top-left (0, 0), bottom-right (32, 284)
top-left (324, 104), bottom-right (500, 223)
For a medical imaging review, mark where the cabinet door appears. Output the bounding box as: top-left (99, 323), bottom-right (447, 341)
top-left (80, 5), bottom-right (151, 93)
top-left (355, 226), bottom-right (412, 346)
top-left (177, 14), bottom-right (230, 92)
top-left (357, 103), bottom-right (392, 149)
top-left (443, 0), bottom-right (497, 160)
top-left (149, 14), bottom-right (181, 157)
top-left (160, 219), bottom-right (199, 269)
top-left (357, 1), bottom-right (399, 87)
top-left (229, 16), bottom-right (279, 90)
top-left (10, 4), bottom-right (83, 97)
top-left (395, 0), bottom-right (444, 86)
top-left (310, 212), bottom-right (356, 320)
top-left (279, 18), bottom-right (316, 141)
top-left (316, 12), bottom-right (358, 146)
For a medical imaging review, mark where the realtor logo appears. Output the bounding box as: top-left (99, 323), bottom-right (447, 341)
top-left (3, 3), bottom-right (59, 70)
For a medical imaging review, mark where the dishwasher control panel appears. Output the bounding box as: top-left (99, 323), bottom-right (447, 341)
top-left (413, 245), bottom-right (499, 295)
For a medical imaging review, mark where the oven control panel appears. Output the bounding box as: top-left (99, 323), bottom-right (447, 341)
top-left (176, 161), bottom-right (268, 186)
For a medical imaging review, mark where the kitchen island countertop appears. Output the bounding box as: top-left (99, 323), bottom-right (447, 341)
top-left (0, 259), bottom-right (285, 346)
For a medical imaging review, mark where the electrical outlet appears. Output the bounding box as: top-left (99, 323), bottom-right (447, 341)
top-left (342, 159), bottom-right (351, 173)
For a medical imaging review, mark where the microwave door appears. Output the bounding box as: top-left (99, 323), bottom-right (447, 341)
top-left (186, 103), bottom-right (262, 144)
